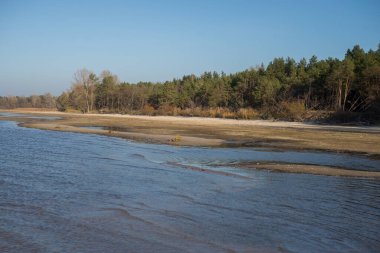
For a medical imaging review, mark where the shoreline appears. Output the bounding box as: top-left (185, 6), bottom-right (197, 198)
top-left (1, 108), bottom-right (380, 178)
top-left (231, 162), bottom-right (380, 178)
top-left (1, 108), bottom-right (380, 156)
top-left (19, 122), bottom-right (225, 147)
top-left (3, 108), bottom-right (380, 132)
top-left (171, 161), bottom-right (380, 179)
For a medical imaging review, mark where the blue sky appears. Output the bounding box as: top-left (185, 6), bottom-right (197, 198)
top-left (0, 0), bottom-right (379, 96)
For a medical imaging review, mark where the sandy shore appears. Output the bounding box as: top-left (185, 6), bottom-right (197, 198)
top-left (4, 108), bottom-right (380, 132)
top-left (1, 108), bottom-right (380, 156)
top-left (1, 108), bottom-right (380, 178)
top-left (233, 162), bottom-right (380, 178)
top-left (19, 122), bottom-right (224, 147)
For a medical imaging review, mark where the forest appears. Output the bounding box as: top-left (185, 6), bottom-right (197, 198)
top-left (1, 44), bottom-right (380, 123)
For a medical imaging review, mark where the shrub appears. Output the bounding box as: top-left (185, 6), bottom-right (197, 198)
top-left (142, 104), bottom-right (155, 116)
top-left (157, 104), bottom-right (178, 116)
top-left (263, 101), bottom-right (306, 121)
top-left (171, 135), bottom-right (182, 142)
top-left (236, 108), bottom-right (259, 119)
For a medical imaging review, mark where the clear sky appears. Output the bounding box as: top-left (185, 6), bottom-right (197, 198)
top-left (0, 0), bottom-right (379, 96)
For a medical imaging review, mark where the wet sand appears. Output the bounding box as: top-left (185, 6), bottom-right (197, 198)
top-left (1, 108), bottom-right (380, 178)
top-left (232, 162), bottom-right (380, 178)
top-left (1, 108), bottom-right (380, 154)
top-left (21, 122), bottom-right (224, 147)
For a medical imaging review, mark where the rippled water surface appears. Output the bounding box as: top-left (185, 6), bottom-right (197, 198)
top-left (1, 120), bottom-right (380, 253)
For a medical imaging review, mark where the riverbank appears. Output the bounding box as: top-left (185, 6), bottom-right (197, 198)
top-left (231, 162), bottom-right (380, 178)
top-left (1, 108), bottom-right (380, 155)
top-left (1, 108), bottom-right (380, 178)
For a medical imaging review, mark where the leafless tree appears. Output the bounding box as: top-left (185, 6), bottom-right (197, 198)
top-left (72, 68), bottom-right (97, 113)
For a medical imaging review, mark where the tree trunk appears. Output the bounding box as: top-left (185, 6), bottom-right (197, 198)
top-left (342, 77), bottom-right (350, 111)
top-left (337, 79), bottom-right (343, 110)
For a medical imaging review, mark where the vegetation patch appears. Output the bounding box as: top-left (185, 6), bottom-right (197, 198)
top-left (171, 135), bottom-right (182, 142)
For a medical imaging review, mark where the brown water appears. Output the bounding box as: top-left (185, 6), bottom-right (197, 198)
top-left (1, 120), bottom-right (380, 253)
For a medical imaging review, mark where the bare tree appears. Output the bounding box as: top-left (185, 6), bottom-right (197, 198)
top-left (72, 68), bottom-right (97, 113)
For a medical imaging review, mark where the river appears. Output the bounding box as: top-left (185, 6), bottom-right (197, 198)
top-left (1, 119), bottom-right (379, 252)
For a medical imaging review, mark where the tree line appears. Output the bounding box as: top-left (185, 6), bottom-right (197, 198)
top-left (0, 93), bottom-right (56, 109)
top-left (2, 44), bottom-right (380, 122)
